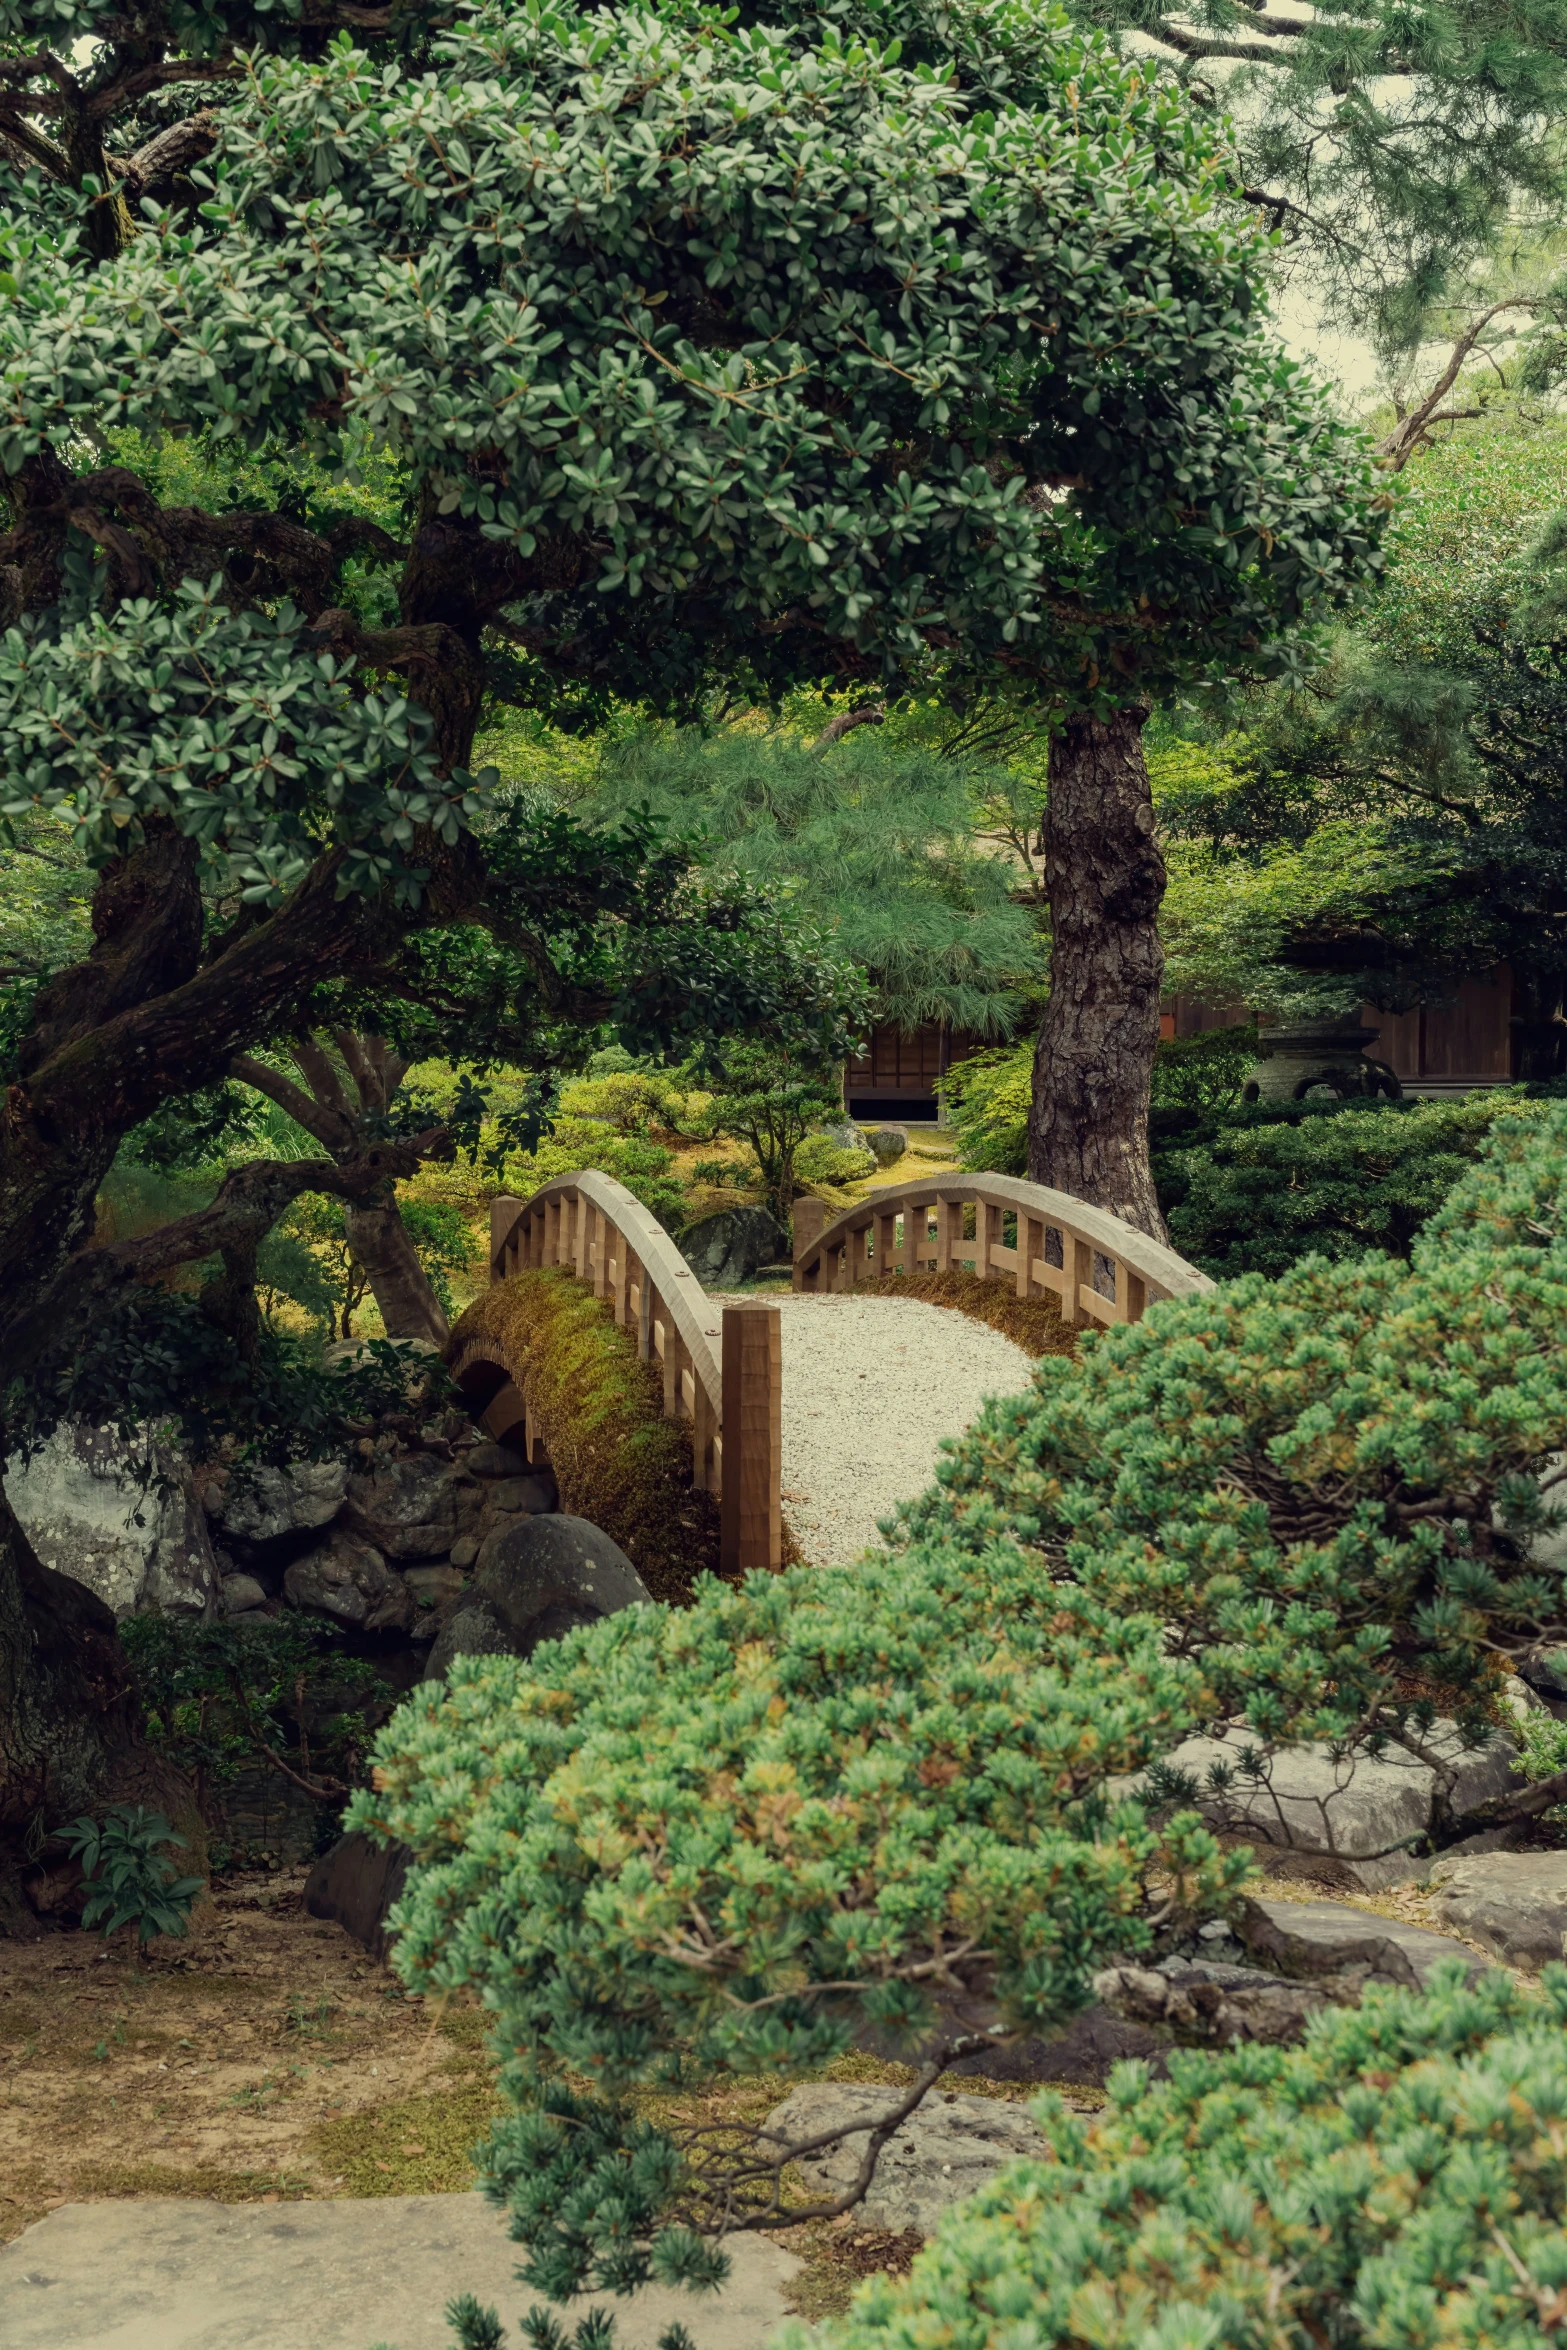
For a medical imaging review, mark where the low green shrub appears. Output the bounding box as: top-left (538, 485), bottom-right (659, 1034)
top-left (360, 1105), bottom-right (1567, 2331)
top-left (1157, 1092), bottom-right (1520, 1277)
top-left (804, 1963), bottom-right (1567, 2350)
top-left (500, 1117), bottom-right (689, 1233)
top-left (794, 1133), bottom-right (877, 1186)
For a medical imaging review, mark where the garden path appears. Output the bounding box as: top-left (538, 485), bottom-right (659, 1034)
top-left (714, 1290), bottom-right (1032, 1566)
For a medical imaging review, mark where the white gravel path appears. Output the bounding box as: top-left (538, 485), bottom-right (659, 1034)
top-left (717, 1292), bottom-right (1034, 1567)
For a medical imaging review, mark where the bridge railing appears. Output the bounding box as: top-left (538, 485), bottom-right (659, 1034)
top-left (476, 1173), bottom-right (782, 1575)
top-left (791, 1171), bottom-right (1213, 1326)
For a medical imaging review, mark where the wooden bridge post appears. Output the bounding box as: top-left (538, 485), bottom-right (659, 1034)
top-left (792, 1198), bottom-right (826, 1292)
top-left (720, 1302), bottom-right (782, 1575)
top-left (490, 1196), bottom-right (522, 1282)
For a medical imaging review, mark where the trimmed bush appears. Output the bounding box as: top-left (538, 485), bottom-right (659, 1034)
top-left (802, 1962), bottom-right (1567, 2350)
top-left (1158, 1092), bottom-right (1529, 1277)
top-left (360, 1106), bottom-right (1567, 2318)
top-left (447, 1268), bottom-right (719, 1603)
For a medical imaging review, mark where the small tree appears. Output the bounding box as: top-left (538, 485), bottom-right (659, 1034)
top-left (697, 1046), bottom-right (844, 1222)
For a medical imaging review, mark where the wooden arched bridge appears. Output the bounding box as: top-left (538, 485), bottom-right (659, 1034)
top-left (450, 1170), bottom-right (1213, 1579)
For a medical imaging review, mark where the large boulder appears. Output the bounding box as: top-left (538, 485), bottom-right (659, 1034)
top-left (680, 1205), bottom-right (790, 1287)
top-left (1235, 1895), bottom-right (1486, 1988)
top-left (1148, 1723), bottom-right (1522, 1888)
top-left (212, 1458), bottom-right (348, 1546)
top-left (1428, 1851), bottom-right (1567, 1965)
top-left (761, 2083), bottom-right (1045, 2234)
top-left (866, 1125), bottom-right (908, 1166)
top-left (304, 1829), bottom-right (412, 1962)
top-left (340, 1454), bottom-right (465, 1560)
top-left (424, 1515), bottom-right (651, 1681)
top-left (283, 1530), bottom-right (415, 1633)
top-left (4, 1422), bottom-right (221, 1618)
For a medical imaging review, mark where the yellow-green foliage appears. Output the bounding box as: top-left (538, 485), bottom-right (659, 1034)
top-left (448, 1268), bottom-right (720, 1602)
top-left (308, 2071), bottom-right (501, 2198)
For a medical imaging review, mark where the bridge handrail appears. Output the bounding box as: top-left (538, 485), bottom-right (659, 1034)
top-left (792, 1170), bottom-right (1213, 1326)
top-left (478, 1172), bottom-right (781, 1574)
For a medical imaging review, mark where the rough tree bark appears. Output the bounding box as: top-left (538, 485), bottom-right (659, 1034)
top-left (1027, 706), bottom-right (1169, 1241)
top-left (231, 1033), bottom-right (450, 1346)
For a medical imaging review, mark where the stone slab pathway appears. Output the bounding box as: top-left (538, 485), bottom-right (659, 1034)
top-left (0, 2195), bottom-right (801, 2350)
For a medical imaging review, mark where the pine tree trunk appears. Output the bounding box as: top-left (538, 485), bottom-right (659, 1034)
top-left (344, 1196), bottom-right (450, 1346)
top-left (1027, 707), bottom-right (1168, 1241)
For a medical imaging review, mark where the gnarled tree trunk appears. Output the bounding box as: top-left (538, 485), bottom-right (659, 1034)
top-left (1027, 706), bottom-right (1168, 1241)
top-left (232, 1033), bottom-right (450, 1345)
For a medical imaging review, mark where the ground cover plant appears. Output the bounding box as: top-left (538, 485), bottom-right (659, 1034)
top-left (802, 1962), bottom-right (1567, 2350)
top-left (357, 1103), bottom-right (1567, 2339)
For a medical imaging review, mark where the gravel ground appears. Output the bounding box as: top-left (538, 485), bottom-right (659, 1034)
top-left (717, 1292), bottom-right (1034, 1568)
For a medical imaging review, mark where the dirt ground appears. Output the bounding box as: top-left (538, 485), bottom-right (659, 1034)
top-left (0, 1864), bottom-right (1082, 2324)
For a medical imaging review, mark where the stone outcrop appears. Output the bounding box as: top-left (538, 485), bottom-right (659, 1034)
top-left (340, 1454), bottom-right (469, 1560)
top-left (760, 2084), bottom-right (1045, 2233)
top-left (213, 1458), bottom-right (348, 1545)
top-left (1144, 1723), bottom-right (1523, 1888)
top-left (1428, 1851), bottom-right (1567, 1965)
top-left (4, 1422), bottom-right (221, 1619)
top-left (680, 1206), bottom-right (790, 1286)
top-left (424, 1515), bottom-right (651, 1681)
top-left (283, 1531), bottom-right (415, 1633)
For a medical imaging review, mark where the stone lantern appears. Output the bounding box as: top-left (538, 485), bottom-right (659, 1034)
top-left (1242, 1017), bottom-right (1403, 1105)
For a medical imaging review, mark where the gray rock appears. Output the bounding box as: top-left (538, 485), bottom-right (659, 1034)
top-left (220, 1572), bottom-right (269, 1616)
top-left (4, 1422), bottom-right (221, 1619)
top-left (1155, 1721), bottom-right (1521, 1869)
top-left (465, 1443), bottom-right (530, 1479)
top-left (304, 1829), bottom-right (411, 1963)
top-left (449, 1535), bottom-right (480, 1570)
top-left (1427, 1851), bottom-right (1567, 1965)
top-left (284, 1531), bottom-right (414, 1633)
top-left (341, 1454), bottom-right (460, 1560)
top-left (760, 2084), bottom-right (1044, 2234)
top-left (214, 1458), bottom-right (347, 1545)
top-left (422, 1596), bottom-right (517, 1682)
top-left (424, 1516), bottom-right (651, 1682)
top-left (1235, 1895), bottom-right (1485, 1987)
top-left (403, 1563), bottom-right (467, 1644)
top-left (680, 1205), bottom-right (791, 1288)
top-left (1093, 1956), bottom-right (1335, 2046)
top-left (866, 1126), bottom-right (908, 1166)
top-left (480, 1473), bottom-right (557, 1517)
top-left (819, 1120), bottom-right (863, 1152)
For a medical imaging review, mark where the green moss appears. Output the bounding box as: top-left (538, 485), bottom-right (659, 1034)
top-left (450, 1267), bottom-right (723, 1603)
top-left (307, 2077), bottom-right (502, 2196)
top-left (856, 1267), bottom-right (1076, 1360)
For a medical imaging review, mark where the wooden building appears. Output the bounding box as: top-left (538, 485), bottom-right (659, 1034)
top-left (845, 1023), bottom-right (984, 1119)
top-left (852, 964), bottom-right (1520, 1120)
top-left (1163, 965), bottom-right (1519, 1094)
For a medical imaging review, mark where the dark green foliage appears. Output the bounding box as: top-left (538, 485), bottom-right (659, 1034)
top-left (585, 723), bottom-right (1039, 1038)
top-left (816, 1963), bottom-right (1567, 2350)
top-left (116, 1085), bottom-right (268, 1178)
top-left (1157, 1093), bottom-right (1516, 1277)
top-left (1148, 1023), bottom-right (1257, 1114)
top-left (62, 1805), bottom-right (204, 1943)
top-left (121, 1612), bottom-right (381, 1815)
top-left (4, 1290), bottom-right (442, 1476)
